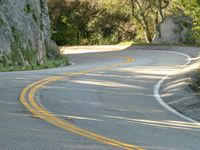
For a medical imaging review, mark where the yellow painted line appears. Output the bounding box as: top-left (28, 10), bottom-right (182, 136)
top-left (19, 56), bottom-right (144, 150)
top-left (28, 82), bottom-right (141, 149)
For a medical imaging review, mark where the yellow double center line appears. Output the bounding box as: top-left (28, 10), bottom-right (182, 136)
top-left (19, 56), bottom-right (144, 150)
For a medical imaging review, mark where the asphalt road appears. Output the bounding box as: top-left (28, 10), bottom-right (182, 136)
top-left (0, 46), bottom-right (200, 150)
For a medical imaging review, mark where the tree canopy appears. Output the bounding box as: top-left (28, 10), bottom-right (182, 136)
top-left (48, 0), bottom-right (200, 46)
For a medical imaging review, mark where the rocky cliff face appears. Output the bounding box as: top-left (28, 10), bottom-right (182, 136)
top-left (153, 15), bottom-right (193, 44)
top-left (0, 0), bottom-right (58, 67)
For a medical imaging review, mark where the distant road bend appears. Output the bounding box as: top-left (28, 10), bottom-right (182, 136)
top-left (0, 46), bottom-right (200, 150)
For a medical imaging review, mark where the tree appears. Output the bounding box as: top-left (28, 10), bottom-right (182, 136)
top-left (48, 0), bottom-right (134, 45)
top-left (48, 0), bottom-right (100, 45)
top-left (129, 0), bottom-right (171, 43)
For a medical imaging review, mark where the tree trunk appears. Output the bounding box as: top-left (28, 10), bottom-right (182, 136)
top-left (144, 28), bottom-right (153, 43)
top-left (76, 31), bottom-right (80, 44)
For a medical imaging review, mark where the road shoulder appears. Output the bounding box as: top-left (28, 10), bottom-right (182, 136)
top-left (160, 69), bottom-right (200, 122)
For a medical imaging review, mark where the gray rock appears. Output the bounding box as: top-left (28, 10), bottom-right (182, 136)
top-left (0, 0), bottom-right (58, 67)
top-left (153, 15), bottom-right (193, 44)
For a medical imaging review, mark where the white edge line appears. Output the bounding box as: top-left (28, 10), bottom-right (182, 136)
top-left (153, 51), bottom-right (200, 124)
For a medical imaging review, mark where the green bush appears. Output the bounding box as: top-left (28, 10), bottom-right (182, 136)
top-left (52, 32), bottom-right (69, 45)
top-left (185, 26), bottom-right (200, 46)
top-left (48, 0), bottom-right (134, 46)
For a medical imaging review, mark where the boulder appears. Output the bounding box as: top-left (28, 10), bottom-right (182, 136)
top-left (153, 15), bottom-right (193, 44)
top-left (0, 0), bottom-right (58, 67)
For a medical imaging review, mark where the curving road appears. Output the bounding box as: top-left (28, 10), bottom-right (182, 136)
top-left (0, 46), bottom-right (200, 150)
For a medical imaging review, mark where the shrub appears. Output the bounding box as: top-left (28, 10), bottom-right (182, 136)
top-left (48, 0), bottom-right (134, 45)
top-left (185, 26), bottom-right (200, 46)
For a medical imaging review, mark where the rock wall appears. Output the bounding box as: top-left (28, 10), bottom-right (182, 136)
top-left (0, 0), bottom-right (58, 67)
top-left (153, 15), bottom-right (193, 44)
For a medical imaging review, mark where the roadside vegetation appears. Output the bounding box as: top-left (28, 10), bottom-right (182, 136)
top-left (0, 56), bottom-right (69, 72)
top-left (176, 0), bottom-right (200, 46)
top-left (48, 0), bottom-right (200, 46)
